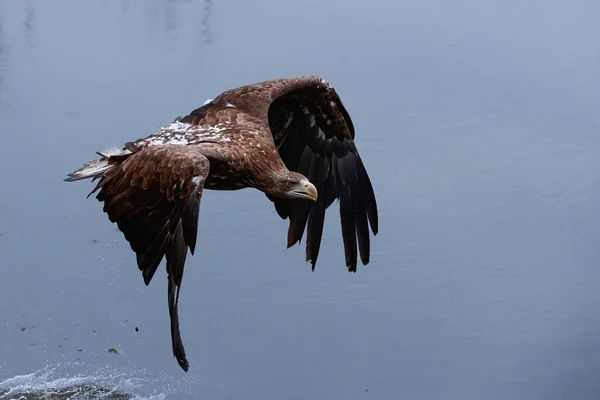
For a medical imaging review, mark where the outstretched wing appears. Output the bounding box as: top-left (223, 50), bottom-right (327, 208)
top-left (89, 145), bottom-right (210, 372)
top-left (231, 77), bottom-right (378, 272)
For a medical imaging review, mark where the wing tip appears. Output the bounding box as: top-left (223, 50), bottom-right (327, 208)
top-left (177, 356), bottom-right (190, 372)
top-left (287, 235), bottom-right (301, 249)
top-left (64, 171), bottom-right (93, 182)
top-left (142, 272), bottom-right (152, 286)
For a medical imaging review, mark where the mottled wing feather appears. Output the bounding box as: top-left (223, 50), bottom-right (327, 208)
top-left (90, 145), bottom-right (210, 372)
top-left (262, 79), bottom-right (378, 272)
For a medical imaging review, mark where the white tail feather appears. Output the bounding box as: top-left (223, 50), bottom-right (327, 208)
top-left (64, 147), bottom-right (131, 182)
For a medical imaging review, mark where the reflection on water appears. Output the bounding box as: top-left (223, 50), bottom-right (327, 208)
top-left (1, 0), bottom-right (213, 54)
top-left (128, 0), bottom-right (213, 49)
top-left (164, 0), bottom-right (190, 42)
top-left (0, 11), bottom-right (5, 112)
top-left (200, 0), bottom-right (212, 45)
top-left (23, 0), bottom-right (34, 48)
top-left (161, 0), bottom-right (213, 47)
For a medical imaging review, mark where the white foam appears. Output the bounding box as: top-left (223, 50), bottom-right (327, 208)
top-left (0, 365), bottom-right (168, 400)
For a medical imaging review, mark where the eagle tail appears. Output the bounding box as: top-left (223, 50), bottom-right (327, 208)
top-left (64, 147), bottom-right (131, 182)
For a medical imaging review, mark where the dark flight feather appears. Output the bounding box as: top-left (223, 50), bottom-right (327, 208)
top-left (305, 155), bottom-right (329, 269)
top-left (88, 145), bottom-right (210, 372)
top-left (264, 80), bottom-right (378, 271)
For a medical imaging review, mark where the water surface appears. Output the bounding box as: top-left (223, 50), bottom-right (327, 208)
top-left (1, 1), bottom-right (600, 399)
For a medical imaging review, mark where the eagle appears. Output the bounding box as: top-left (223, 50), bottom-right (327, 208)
top-left (65, 76), bottom-right (378, 372)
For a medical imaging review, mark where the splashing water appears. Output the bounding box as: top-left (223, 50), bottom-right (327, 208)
top-left (0, 366), bottom-right (168, 400)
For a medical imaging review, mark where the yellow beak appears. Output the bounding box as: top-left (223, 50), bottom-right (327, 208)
top-left (296, 181), bottom-right (318, 201)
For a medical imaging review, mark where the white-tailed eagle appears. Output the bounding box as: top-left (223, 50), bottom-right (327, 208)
top-left (65, 76), bottom-right (378, 371)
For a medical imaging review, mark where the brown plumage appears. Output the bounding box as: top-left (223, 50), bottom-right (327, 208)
top-left (65, 76), bottom-right (378, 372)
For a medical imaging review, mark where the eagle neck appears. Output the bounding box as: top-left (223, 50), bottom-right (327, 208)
top-left (246, 155), bottom-right (288, 193)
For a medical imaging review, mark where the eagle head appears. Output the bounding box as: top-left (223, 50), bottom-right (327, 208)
top-left (270, 171), bottom-right (318, 201)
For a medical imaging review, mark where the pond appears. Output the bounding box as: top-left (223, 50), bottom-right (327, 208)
top-left (1, 1), bottom-right (600, 399)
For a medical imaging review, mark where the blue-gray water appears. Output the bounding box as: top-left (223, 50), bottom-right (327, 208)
top-left (1, 1), bottom-right (600, 399)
